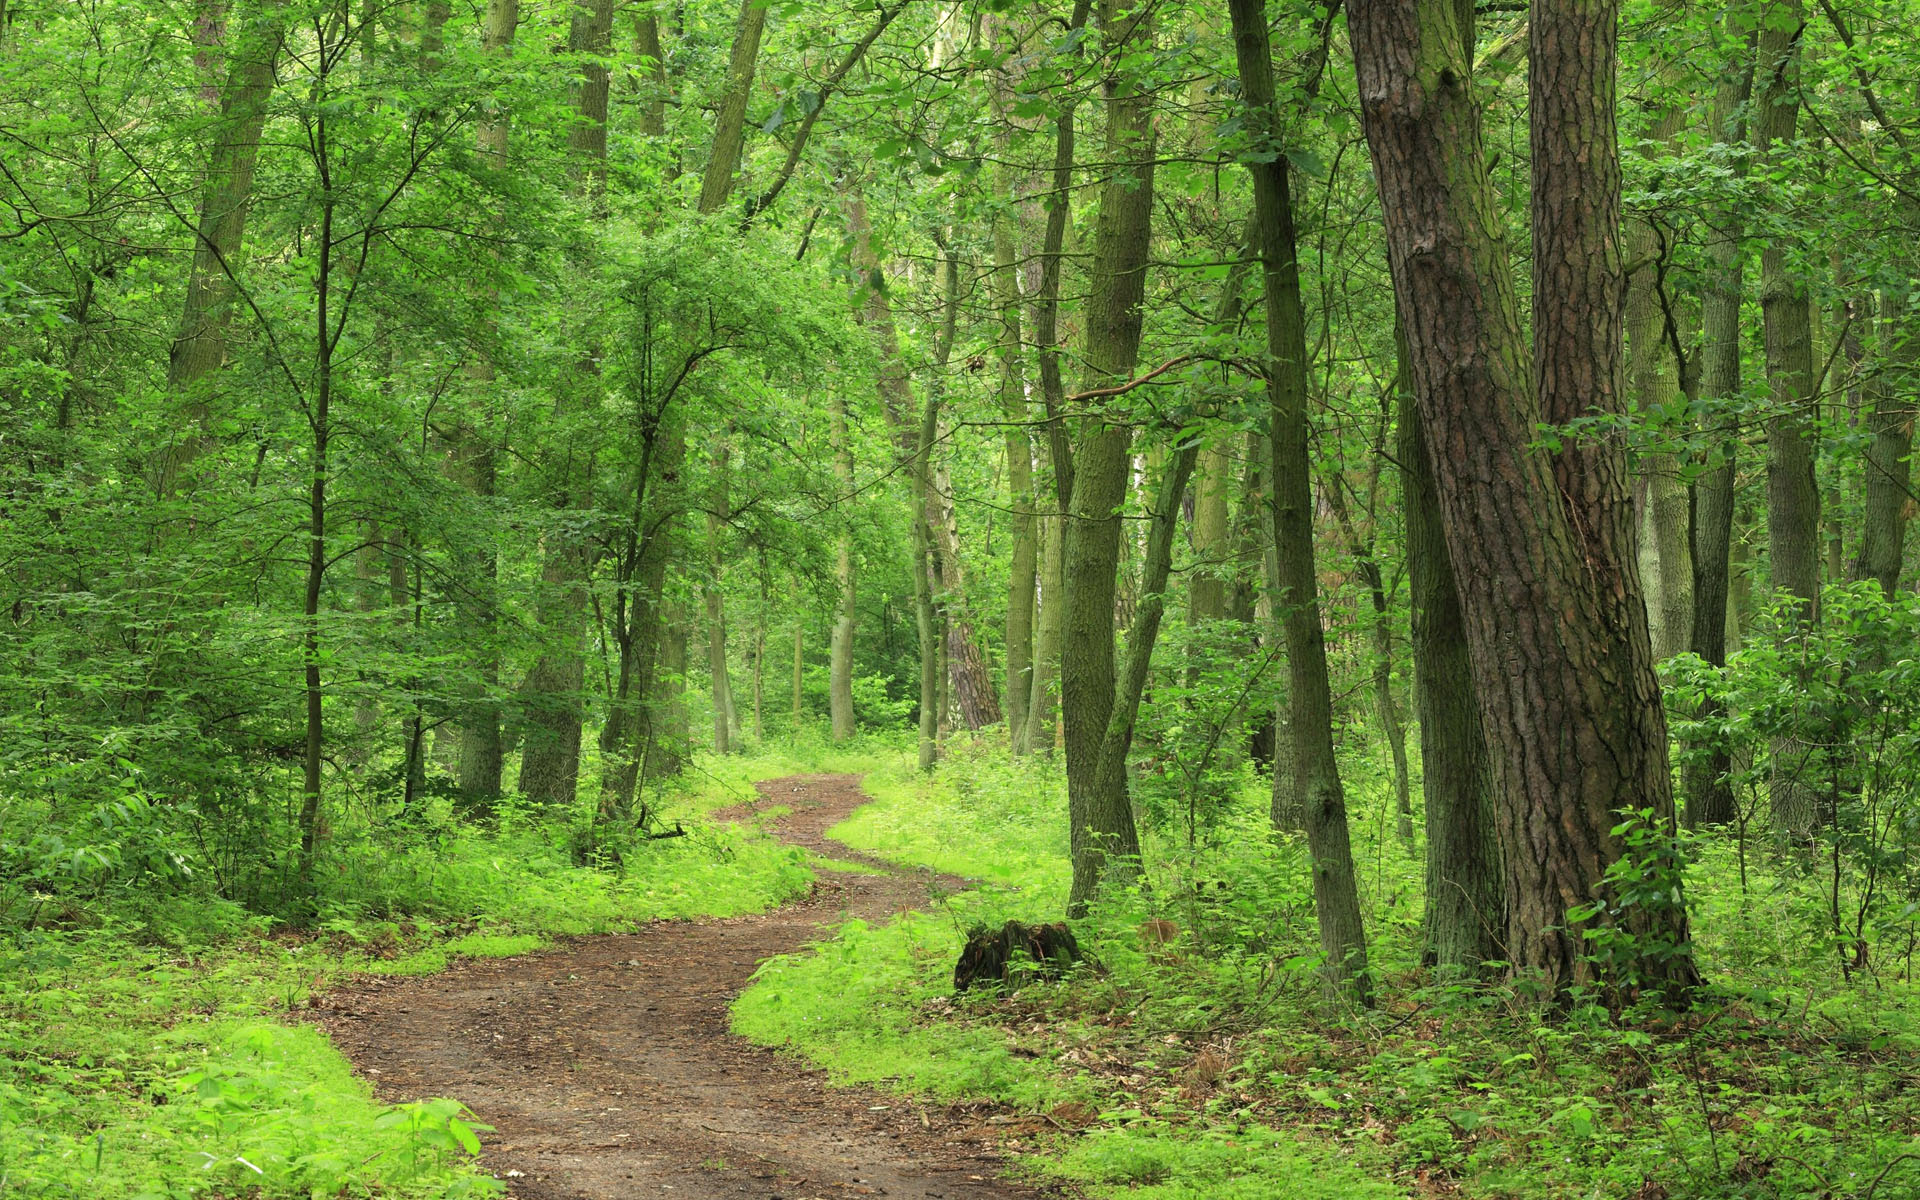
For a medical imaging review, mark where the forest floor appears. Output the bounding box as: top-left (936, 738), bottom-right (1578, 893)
top-left (314, 773), bottom-right (1061, 1200)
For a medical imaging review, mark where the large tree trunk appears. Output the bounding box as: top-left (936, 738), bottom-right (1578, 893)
top-left (829, 391), bottom-right (858, 740)
top-left (1401, 343), bottom-right (1502, 972)
top-left (1684, 11), bottom-right (1750, 829)
top-left (1229, 0), bottom-right (1370, 1001)
top-left (158, 6), bottom-right (278, 494)
top-left (1062, 0), bottom-right (1156, 917)
top-left (1350, 0), bottom-right (1699, 991)
top-left (1753, 1), bottom-right (1821, 839)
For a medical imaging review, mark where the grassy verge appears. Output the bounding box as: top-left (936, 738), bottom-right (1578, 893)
top-left (0, 742), bottom-right (900, 1200)
top-left (732, 735), bottom-right (1405, 1198)
top-left (732, 733), bottom-right (1920, 1200)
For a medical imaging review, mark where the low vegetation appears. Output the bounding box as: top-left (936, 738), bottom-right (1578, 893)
top-left (738, 736), bottom-right (1920, 1200)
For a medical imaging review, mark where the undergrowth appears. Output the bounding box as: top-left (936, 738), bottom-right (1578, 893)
top-left (0, 740), bottom-right (893, 1199)
top-left (732, 732), bottom-right (1920, 1200)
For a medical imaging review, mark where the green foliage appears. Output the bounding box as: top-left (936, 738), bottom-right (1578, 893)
top-left (731, 734), bottom-right (1920, 1199)
top-left (0, 758), bottom-right (816, 1199)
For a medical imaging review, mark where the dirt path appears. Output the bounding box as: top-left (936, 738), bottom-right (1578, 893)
top-left (316, 774), bottom-right (1061, 1200)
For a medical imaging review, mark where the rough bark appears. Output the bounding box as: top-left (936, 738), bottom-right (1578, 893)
top-left (1062, 0), bottom-right (1155, 916)
top-left (1230, 0), bottom-right (1371, 1000)
top-left (1350, 0), bottom-right (1699, 990)
top-left (1754, 1), bottom-right (1820, 839)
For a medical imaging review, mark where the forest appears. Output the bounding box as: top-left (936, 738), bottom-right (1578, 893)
top-left (4, 0), bottom-right (1920, 1195)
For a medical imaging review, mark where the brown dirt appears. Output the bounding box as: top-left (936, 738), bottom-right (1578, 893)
top-left (315, 774), bottom-right (1067, 1200)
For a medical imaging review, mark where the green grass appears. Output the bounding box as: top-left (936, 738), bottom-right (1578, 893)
top-left (731, 733), bottom-right (1409, 1198)
top-left (0, 751), bottom-right (828, 1200)
top-left (730, 730), bottom-right (1920, 1200)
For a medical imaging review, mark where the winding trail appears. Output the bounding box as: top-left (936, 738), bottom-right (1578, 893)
top-left (316, 774), bottom-right (1059, 1200)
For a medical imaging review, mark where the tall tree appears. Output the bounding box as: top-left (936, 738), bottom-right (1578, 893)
top-left (1228, 0), bottom-right (1370, 1000)
top-left (1062, 0), bottom-right (1156, 915)
top-left (1753, 0), bottom-right (1821, 838)
top-left (157, 2), bottom-right (279, 494)
top-left (1350, 0), bottom-right (1699, 990)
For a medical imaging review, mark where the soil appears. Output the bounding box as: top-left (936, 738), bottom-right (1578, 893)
top-left (315, 774), bottom-right (1067, 1200)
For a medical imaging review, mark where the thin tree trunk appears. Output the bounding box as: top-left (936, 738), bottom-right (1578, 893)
top-left (1684, 13), bottom-right (1749, 828)
top-left (1854, 286), bottom-right (1914, 594)
top-left (996, 211), bottom-right (1037, 751)
top-left (705, 438), bottom-right (734, 755)
top-left (1230, 0), bottom-right (1370, 1001)
top-left (1401, 338), bottom-right (1502, 971)
top-left (1091, 442), bottom-right (1200, 835)
top-left (792, 614), bottom-right (805, 729)
top-left (1062, 0), bottom-right (1156, 917)
top-left (1625, 253), bottom-right (1693, 659)
top-left (829, 391), bottom-right (857, 740)
top-left (1024, 497), bottom-right (1064, 755)
top-left (1233, 435), bottom-right (1278, 775)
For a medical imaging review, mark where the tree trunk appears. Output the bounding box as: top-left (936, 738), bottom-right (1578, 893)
top-left (696, 0), bottom-right (767, 215)
top-left (516, 0), bottom-right (613, 807)
top-left (1854, 285), bottom-right (1913, 595)
top-left (996, 211), bottom-right (1037, 751)
top-left (1090, 442), bottom-right (1200, 848)
top-left (653, 601), bottom-right (691, 776)
top-left (1023, 498), bottom-right (1064, 755)
top-left (844, 190), bottom-right (937, 764)
top-left (792, 614), bottom-right (805, 729)
top-left (1624, 261), bottom-right (1693, 659)
top-left (1401, 341), bottom-right (1502, 972)
top-left (1230, 0), bottom-right (1370, 1001)
top-left (1754, 1), bottom-right (1820, 839)
top-left (829, 391), bottom-right (858, 740)
top-left (158, 8), bottom-right (278, 494)
top-left (705, 438), bottom-right (735, 755)
top-left (452, 0), bottom-right (518, 809)
top-left (1233, 435), bottom-right (1278, 775)
top-left (1684, 13), bottom-right (1749, 829)
top-left (1062, 0), bottom-right (1156, 917)
top-left (1350, 0), bottom-right (1699, 991)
